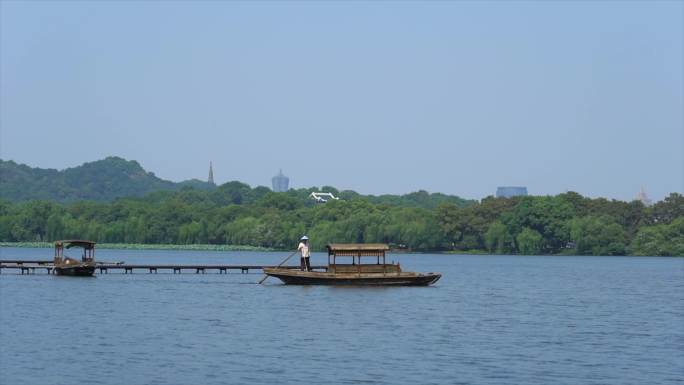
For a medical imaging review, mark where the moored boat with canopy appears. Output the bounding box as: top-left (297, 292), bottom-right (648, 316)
top-left (53, 240), bottom-right (96, 276)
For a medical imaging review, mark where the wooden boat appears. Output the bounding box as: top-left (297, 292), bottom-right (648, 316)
top-left (263, 243), bottom-right (441, 286)
top-left (53, 240), bottom-right (96, 277)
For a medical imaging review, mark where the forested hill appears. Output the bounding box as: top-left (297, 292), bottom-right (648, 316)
top-left (0, 157), bottom-right (214, 202)
top-left (0, 157), bottom-right (473, 208)
top-left (2, 157), bottom-right (681, 256)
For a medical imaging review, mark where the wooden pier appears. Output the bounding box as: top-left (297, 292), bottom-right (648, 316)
top-left (0, 260), bottom-right (327, 275)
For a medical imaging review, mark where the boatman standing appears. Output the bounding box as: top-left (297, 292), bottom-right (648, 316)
top-left (298, 236), bottom-right (311, 271)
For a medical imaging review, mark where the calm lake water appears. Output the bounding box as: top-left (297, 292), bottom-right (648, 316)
top-left (1, 247), bottom-right (682, 385)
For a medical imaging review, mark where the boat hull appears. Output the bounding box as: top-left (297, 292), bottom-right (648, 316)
top-left (54, 265), bottom-right (95, 277)
top-left (263, 268), bottom-right (441, 286)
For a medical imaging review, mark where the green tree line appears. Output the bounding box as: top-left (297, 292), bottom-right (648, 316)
top-left (0, 182), bottom-right (682, 256)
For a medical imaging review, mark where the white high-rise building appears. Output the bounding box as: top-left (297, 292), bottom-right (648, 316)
top-left (271, 169), bottom-right (289, 192)
top-left (637, 186), bottom-right (652, 206)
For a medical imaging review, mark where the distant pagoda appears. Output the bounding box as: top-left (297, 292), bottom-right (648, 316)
top-left (208, 161), bottom-right (215, 185)
top-left (271, 169), bottom-right (289, 192)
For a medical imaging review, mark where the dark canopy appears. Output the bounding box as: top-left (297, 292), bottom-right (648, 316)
top-left (55, 240), bottom-right (96, 249)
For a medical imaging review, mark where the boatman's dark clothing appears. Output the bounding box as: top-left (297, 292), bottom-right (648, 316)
top-left (301, 257), bottom-right (311, 271)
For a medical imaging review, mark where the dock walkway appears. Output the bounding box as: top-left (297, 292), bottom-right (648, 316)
top-left (0, 260), bottom-right (327, 275)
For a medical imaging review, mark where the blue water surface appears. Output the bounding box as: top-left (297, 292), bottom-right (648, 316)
top-left (1, 247), bottom-right (682, 385)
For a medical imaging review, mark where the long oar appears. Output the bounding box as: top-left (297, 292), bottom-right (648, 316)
top-left (258, 250), bottom-right (298, 284)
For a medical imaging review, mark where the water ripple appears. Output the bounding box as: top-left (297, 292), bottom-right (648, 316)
top-left (1, 250), bottom-right (682, 385)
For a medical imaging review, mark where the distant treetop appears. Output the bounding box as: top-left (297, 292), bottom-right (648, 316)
top-left (0, 157), bottom-right (215, 202)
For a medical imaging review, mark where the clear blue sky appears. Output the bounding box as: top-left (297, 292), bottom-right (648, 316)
top-left (1, 1), bottom-right (682, 201)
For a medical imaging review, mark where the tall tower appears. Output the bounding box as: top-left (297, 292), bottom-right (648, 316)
top-left (208, 161), bottom-right (215, 185)
top-left (637, 186), bottom-right (652, 206)
top-left (271, 169), bottom-right (289, 192)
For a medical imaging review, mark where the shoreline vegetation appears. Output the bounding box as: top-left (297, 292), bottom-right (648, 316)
top-left (2, 242), bottom-right (681, 257)
top-left (1, 158), bottom-right (682, 257)
top-left (0, 242), bottom-right (271, 252)
top-left (1, 189), bottom-right (682, 257)
top-left (2, 189), bottom-right (682, 257)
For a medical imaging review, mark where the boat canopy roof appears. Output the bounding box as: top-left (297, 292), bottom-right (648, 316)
top-left (55, 240), bottom-right (96, 249)
top-left (327, 243), bottom-right (389, 257)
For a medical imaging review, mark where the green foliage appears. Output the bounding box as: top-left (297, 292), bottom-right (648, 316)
top-left (0, 158), bottom-right (681, 255)
top-left (364, 190), bottom-right (471, 209)
top-left (569, 216), bottom-right (627, 256)
top-left (643, 193), bottom-right (684, 226)
top-left (516, 227), bottom-right (543, 255)
top-left (0, 157), bottom-right (214, 202)
top-left (484, 221), bottom-right (514, 254)
top-left (502, 196), bottom-right (574, 253)
top-left (0, 242), bottom-right (269, 251)
top-left (630, 217), bottom-right (684, 256)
